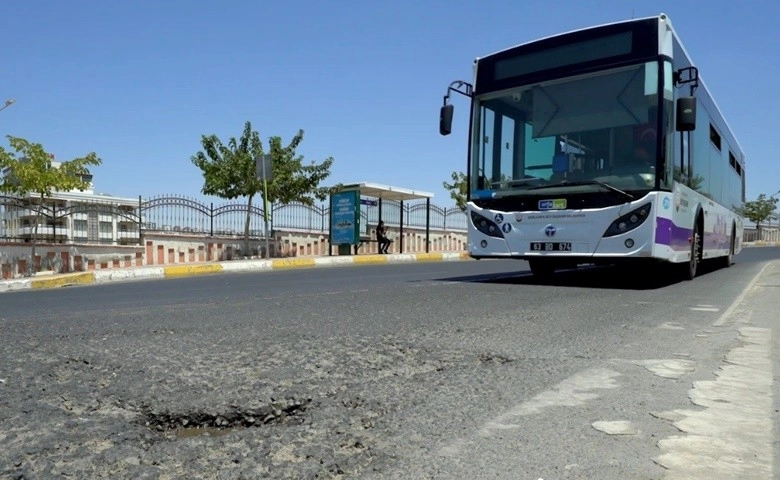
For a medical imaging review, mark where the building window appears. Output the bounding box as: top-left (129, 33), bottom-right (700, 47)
top-left (73, 219), bottom-right (87, 235)
top-left (709, 124), bottom-right (721, 151)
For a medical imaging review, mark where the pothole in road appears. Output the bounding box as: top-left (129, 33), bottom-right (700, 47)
top-left (478, 353), bottom-right (514, 365)
top-left (143, 397), bottom-right (311, 439)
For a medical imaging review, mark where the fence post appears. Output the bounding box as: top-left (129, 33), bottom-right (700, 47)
top-left (269, 201), bottom-right (274, 238)
top-left (210, 202), bottom-right (214, 237)
top-left (399, 200), bottom-right (404, 253)
top-left (137, 195), bottom-right (143, 245)
top-left (425, 198), bottom-right (430, 253)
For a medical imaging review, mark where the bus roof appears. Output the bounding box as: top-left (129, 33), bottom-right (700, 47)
top-left (474, 13), bottom-right (746, 160)
top-left (475, 14), bottom-right (663, 63)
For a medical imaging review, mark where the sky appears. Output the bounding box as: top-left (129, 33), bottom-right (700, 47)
top-left (2, 0), bottom-right (778, 208)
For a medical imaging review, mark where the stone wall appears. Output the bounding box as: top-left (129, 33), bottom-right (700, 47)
top-left (743, 227), bottom-right (779, 243)
top-left (0, 243), bottom-right (145, 280)
top-left (0, 227), bottom-right (467, 279)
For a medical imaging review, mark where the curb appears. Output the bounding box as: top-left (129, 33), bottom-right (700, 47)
top-left (31, 272), bottom-right (95, 290)
top-left (0, 251), bottom-right (471, 293)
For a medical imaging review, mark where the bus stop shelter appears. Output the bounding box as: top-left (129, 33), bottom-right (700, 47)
top-left (329, 182), bottom-right (434, 254)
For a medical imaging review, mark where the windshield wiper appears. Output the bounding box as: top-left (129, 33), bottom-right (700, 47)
top-left (529, 180), bottom-right (635, 201)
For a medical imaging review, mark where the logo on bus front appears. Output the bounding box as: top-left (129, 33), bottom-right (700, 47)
top-left (539, 199), bottom-right (567, 210)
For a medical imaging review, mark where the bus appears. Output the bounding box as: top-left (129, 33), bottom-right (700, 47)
top-left (439, 13), bottom-right (745, 280)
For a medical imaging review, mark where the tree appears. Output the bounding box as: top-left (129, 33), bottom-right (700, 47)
top-left (0, 136), bottom-right (101, 275)
top-left (443, 171), bottom-right (467, 211)
top-left (191, 121), bottom-right (338, 255)
top-left (740, 193), bottom-right (778, 240)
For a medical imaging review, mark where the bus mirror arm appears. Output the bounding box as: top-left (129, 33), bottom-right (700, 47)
top-left (673, 66), bottom-right (699, 96)
top-left (440, 80), bottom-right (473, 136)
top-left (444, 80), bottom-right (474, 103)
top-left (674, 67), bottom-right (699, 132)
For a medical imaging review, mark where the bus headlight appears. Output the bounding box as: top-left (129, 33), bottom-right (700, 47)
top-left (603, 203), bottom-right (651, 238)
top-left (470, 211), bottom-right (504, 238)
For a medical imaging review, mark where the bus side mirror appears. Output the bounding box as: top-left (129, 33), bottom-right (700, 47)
top-left (676, 97), bottom-right (696, 132)
top-left (440, 104), bottom-right (454, 136)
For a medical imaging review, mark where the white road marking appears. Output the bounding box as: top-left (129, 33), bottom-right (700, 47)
top-left (690, 306), bottom-right (719, 312)
top-left (659, 322), bottom-right (685, 330)
top-left (437, 367), bottom-right (622, 460)
top-left (634, 359), bottom-right (696, 379)
top-left (592, 420), bottom-right (638, 435)
top-left (480, 368), bottom-right (622, 435)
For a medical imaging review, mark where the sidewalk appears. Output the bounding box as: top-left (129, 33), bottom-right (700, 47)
top-left (655, 259), bottom-right (780, 477)
top-left (0, 251), bottom-right (471, 293)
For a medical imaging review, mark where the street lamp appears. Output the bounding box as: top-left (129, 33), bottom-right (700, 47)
top-left (0, 98), bottom-right (15, 112)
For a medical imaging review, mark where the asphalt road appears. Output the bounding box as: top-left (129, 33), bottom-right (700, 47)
top-left (1, 247), bottom-right (778, 479)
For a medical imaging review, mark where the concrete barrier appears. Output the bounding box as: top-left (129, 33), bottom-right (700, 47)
top-left (0, 252), bottom-right (472, 293)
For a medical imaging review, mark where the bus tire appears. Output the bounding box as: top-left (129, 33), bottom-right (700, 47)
top-left (720, 224), bottom-right (735, 269)
top-left (529, 259), bottom-right (555, 278)
top-left (682, 220), bottom-right (701, 280)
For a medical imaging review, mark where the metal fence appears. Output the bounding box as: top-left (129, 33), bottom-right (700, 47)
top-left (0, 194), bottom-right (467, 245)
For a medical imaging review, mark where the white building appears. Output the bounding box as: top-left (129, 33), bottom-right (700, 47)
top-left (1, 159), bottom-right (140, 245)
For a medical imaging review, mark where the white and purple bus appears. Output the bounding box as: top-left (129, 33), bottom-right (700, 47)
top-left (439, 13), bottom-right (745, 280)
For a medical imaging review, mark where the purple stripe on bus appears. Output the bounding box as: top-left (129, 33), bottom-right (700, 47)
top-left (656, 217), bottom-right (731, 252)
top-left (655, 217), bottom-right (690, 251)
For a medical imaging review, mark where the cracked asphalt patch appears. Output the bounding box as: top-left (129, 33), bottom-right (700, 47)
top-left (143, 397), bottom-right (311, 438)
top-left (0, 331), bottom-right (487, 479)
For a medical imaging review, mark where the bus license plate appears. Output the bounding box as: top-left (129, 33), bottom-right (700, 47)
top-left (530, 242), bottom-right (572, 251)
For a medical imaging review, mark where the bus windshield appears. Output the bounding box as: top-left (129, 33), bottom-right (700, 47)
top-left (471, 62), bottom-right (663, 198)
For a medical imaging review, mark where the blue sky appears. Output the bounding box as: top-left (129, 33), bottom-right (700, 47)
top-left (2, 0), bottom-right (777, 207)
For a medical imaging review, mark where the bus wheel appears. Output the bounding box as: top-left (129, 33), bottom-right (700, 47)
top-left (683, 224), bottom-right (701, 280)
top-left (529, 260), bottom-right (555, 279)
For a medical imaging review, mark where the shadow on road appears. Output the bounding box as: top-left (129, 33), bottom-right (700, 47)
top-left (435, 259), bottom-right (726, 291)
